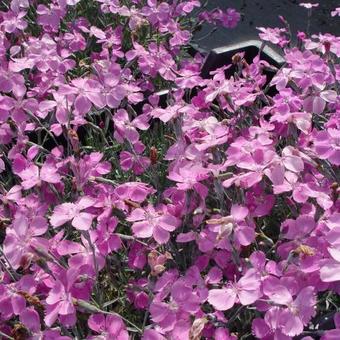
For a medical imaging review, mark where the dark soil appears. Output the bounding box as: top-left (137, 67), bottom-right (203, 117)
top-left (194, 0), bottom-right (340, 50)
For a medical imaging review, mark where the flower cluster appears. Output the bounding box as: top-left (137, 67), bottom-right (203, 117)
top-left (0, 0), bottom-right (339, 339)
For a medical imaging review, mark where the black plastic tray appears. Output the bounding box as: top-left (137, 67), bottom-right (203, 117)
top-left (201, 39), bottom-right (284, 78)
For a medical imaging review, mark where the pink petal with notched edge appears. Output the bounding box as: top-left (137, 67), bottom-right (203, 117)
top-left (240, 171), bottom-right (263, 188)
top-left (13, 213), bottom-right (28, 237)
top-left (158, 214), bottom-right (179, 231)
top-left (59, 300), bottom-right (75, 315)
top-left (31, 216), bottom-right (48, 236)
top-left (281, 309), bottom-right (303, 337)
top-left (12, 294), bottom-right (26, 314)
top-left (327, 247), bottom-right (340, 262)
top-left (124, 126), bottom-right (139, 143)
top-left (320, 90), bottom-right (337, 103)
top-left (252, 318), bottom-right (271, 338)
top-left (176, 232), bottom-right (196, 243)
top-left (236, 225), bottom-right (255, 246)
top-left (50, 203), bottom-right (77, 227)
top-left (269, 163), bottom-right (285, 185)
top-left (132, 220), bottom-right (153, 238)
top-left (106, 93), bottom-right (120, 108)
top-left (46, 282), bottom-right (63, 305)
top-left (20, 308), bottom-right (40, 332)
top-left (238, 288), bottom-right (261, 305)
top-left (294, 287), bottom-right (316, 324)
top-left (20, 165), bottom-right (40, 189)
top-left (238, 269), bottom-right (261, 291)
top-left (320, 261), bottom-right (340, 282)
top-left (329, 150), bottom-right (340, 166)
top-left (72, 212), bottom-right (94, 230)
top-left (85, 89), bottom-right (106, 109)
top-left (208, 288), bottom-right (237, 311)
top-left (77, 196), bottom-right (96, 210)
top-left (88, 313), bottom-right (106, 333)
top-left (44, 303), bottom-right (60, 327)
top-left (231, 204), bottom-right (249, 221)
top-left (153, 226), bottom-right (170, 244)
top-left (40, 163), bottom-right (61, 184)
top-left (106, 314), bottom-right (127, 337)
top-left (263, 281), bottom-right (292, 305)
top-left (326, 228), bottom-right (340, 245)
top-left (150, 302), bottom-right (170, 323)
top-left (74, 95), bottom-right (91, 114)
top-left (142, 329), bottom-right (167, 340)
top-left (127, 208), bottom-right (147, 222)
top-left (312, 96), bottom-right (326, 114)
top-left (206, 267), bottom-right (223, 284)
top-left (57, 240), bottom-right (84, 256)
top-left (283, 155), bottom-right (304, 173)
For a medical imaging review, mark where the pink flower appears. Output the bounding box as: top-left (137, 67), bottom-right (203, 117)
top-left (199, 8), bottom-right (240, 29)
top-left (88, 313), bottom-right (128, 340)
top-left (313, 128), bottom-right (340, 166)
top-left (127, 205), bottom-right (180, 244)
top-left (36, 4), bottom-right (64, 32)
top-left (208, 269), bottom-right (261, 311)
top-left (70, 152), bottom-right (111, 190)
top-left (57, 235), bottom-right (105, 271)
top-left (260, 280), bottom-right (316, 337)
top-left (120, 142), bottom-right (151, 175)
top-left (20, 307), bottom-right (41, 332)
top-left (207, 204), bottom-right (255, 247)
top-left (45, 268), bottom-right (80, 327)
top-left (114, 181), bottom-right (155, 203)
top-left (17, 161), bottom-right (61, 190)
top-left (257, 27), bottom-right (288, 46)
top-left (168, 160), bottom-right (210, 197)
top-left (50, 196), bottom-right (96, 230)
top-left (128, 242), bottom-right (147, 269)
top-left (1, 10), bottom-right (27, 33)
top-left (91, 217), bottom-right (121, 256)
top-left (217, 8), bottom-right (240, 28)
top-left (299, 3), bottom-right (319, 9)
top-left (113, 109), bottom-right (149, 143)
top-left (303, 88), bottom-right (337, 115)
top-left (0, 275), bottom-right (36, 320)
top-left (58, 78), bottom-right (105, 115)
top-left (320, 260), bottom-right (340, 282)
top-left (120, 150), bottom-right (151, 174)
top-left (4, 212), bottom-right (48, 269)
top-left (223, 147), bottom-right (277, 189)
top-left (170, 279), bottom-right (201, 313)
top-left (331, 7), bottom-right (340, 17)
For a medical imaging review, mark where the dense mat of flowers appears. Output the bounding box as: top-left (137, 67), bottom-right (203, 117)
top-left (0, 0), bottom-right (339, 339)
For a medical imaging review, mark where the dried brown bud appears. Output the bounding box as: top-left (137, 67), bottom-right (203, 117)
top-left (189, 318), bottom-right (208, 340)
top-left (124, 199), bottom-right (141, 209)
top-left (294, 244), bottom-right (315, 257)
top-left (19, 253), bottom-right (34, 271)
top-left (232, 53), bottom-right (242, 65)
top-left (241, 59), bottom-right (250, 68)
top-left (331, 182), bottom-right (339, 190)
top-left (7, 117), bottom-right (17, 131)
top-left (324, 41), bottom-right (331, 53)
top-left (67, 128), bottom-right (80, 153)
top-left (12, 323), bottom-right (29, 340)
top-left (153, 264), bottom-right (166, 275)
top-left (0, 217), bottom-right (10, 229)
top-left (79, 59), bottom-right (89, 68)
top-left (150, 146), bottom-right (158, 165)
top-left (18, 291), bottom-right (45, 311)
